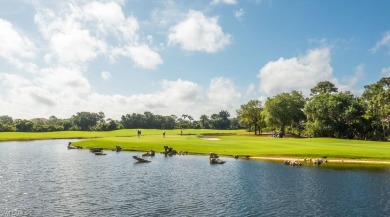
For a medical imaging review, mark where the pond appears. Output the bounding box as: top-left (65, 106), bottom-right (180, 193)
top-left (1, 140), bottom-right (389, 216)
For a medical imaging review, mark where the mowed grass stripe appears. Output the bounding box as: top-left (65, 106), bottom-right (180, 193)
top-left (0, 129), bottom-right (245, 141)
top-left (72, 133), bottom-right (390, 160)
top-left (1, 129), bottom-right (389, 160)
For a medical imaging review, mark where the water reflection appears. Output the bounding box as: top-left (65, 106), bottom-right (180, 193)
top-left (0, 140), bottom-right (389, 216)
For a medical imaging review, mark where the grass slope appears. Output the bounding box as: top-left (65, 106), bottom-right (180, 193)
top-left (0, 129), bottom-right (245, 141)
top-left (2, 129), bottom-right (390, 161)
top-left (72, 131), bottom-right (390, 161)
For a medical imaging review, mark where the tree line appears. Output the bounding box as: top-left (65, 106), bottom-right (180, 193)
top-left (0, 77), bottom-right (389, 141)
top-left (236, 78), bottom-right (390, 141)
top-left (0, 110), bottom-right (238, 132)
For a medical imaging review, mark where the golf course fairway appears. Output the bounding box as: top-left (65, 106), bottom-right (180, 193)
top-left (2, 129), bottom-right (390, 164)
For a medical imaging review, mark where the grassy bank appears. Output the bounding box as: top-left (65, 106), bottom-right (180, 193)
top-left (72, 130), bottom-right (390, 161)
top-left (2, 129), bottom-right (390, 163)
top-left (0, 129), bottom-right (245, 141)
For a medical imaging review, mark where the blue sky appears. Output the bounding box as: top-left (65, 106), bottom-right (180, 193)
top-left (0, 0), bottom-right (389, 119)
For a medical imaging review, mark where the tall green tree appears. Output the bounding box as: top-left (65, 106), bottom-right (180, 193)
top-left (71, 112), bottom-right (104, 131)
top-left (0, 115), bottom-right (15, 132)
top-left (199, 114), bottom-right (210, 129)
top-left (210, 110), bottom-right (231, 129)
top-left (361, 77), bottom-right (390, 140)
top-left (236, 100), bottom-right (264, 135)
top-left (310, 81), bottom-right (338, 95)
top-left (305, 82), bottom-right (365, 139)
top-left (15, 119), bottom-right (34, 132)
top-left (263, 91), bottom-right (305, 133)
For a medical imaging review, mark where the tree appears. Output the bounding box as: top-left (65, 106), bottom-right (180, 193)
top-left (71, 112), bottom-right (103, 131)
top-left (361, 77), bottom-right (390, 140)
top-left (106, 119), bottom-right (121, 131)
top-left (236, 100), bottom-right (264, 135)
top-left (15, 119), bottom-right (34, 132)
top-left (199, 115), bottom-right (210, 129)
top-left (163, 116), bottom-right (176, 129)
top-left (62, 119), bottom-right (73, 130)
top-left (305, 88), bottom-right (365, 139)
top-left (188, 116), bottom-right (194, 128)
top-left (0, 115), bottom-right (13, 124)
top-left (263, 91), bottom-right (305, 133)
top-left (229, 117), bottom-right (242, 130)
top-left (178, 114), bottom-right (190, 129)
top-left (310, 81), bottom-right (338, 95)
top-left (121, 113), bottom-right (143, 129)
top-left (210, 110), bottom-right (231, 129)
top-left (0, 115), bottom-right (15, 132)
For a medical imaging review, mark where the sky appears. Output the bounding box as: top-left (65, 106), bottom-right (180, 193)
top-left (0, 0), bottom-right (390, 120)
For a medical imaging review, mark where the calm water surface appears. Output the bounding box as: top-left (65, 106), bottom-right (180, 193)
top-left (0, 140), bottom-right (389, 216)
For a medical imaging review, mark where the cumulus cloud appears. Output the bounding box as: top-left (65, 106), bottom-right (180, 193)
top-left (0, 73), bottom-right (59, 116)
top-left (168, 10), bottom-right (231, 53)
top-left (83, 1), bottom-right (139, 42)
top-left (112, 45), bottom-right (163, 70)
top-left (34, 1), bottom-right (161, 69)
top-left (83, 1), bottom-right (126, 30)
top-left (0, 71), bottom-right (200, 119)
top-left (371, 31), bottom-right (390, 54)
top-left (258, 48), bottom-right (333, 96)
top-left (72, 79), bottom-right (203, 119)
top-left (0, 2), bottom-right (245, 119)
top-left (207, 77), bottom-right (241, 109)
top-left (0, 19), bottom-right (36, 68)
top-left (51, 27), bottom-right (107, 64)
top-left (0, 66), bottom-right (91, 118)
top-left (34, 4), bottom-right (106, 65)
top-left (37, 67), bottom-right (91, 95)
top-left (0, 71), bottom-right (246, 119)
top-left (101, 71), bottom-right (112, 80)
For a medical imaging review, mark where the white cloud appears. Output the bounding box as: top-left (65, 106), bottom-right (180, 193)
top-left (83, 1), bottom-right (125, 30)
top-left (0, 66), bottom-right (90, 118)
top-left (101, 71), bottom-right (112, 80)
top-left (381, 67), bottom-right (390, 77)
top-left (207, 77), bottom-right (241, 109)
top-left (34, 1), bottom-right (160, 69)
top-left (83, 2), bottom-right (139, 42)
top-left (34, 4), bottom-right (107, 65)
top-left (0, 71), bottom-right (201, 119)
top-left (258, 48), bottom-right (334, 96)
top-left (75, 79), bottom-right (203, 119)
top-left (0, 19), bottom-right (36, 68)
top-left (37, 67), bottom-right (91, 95)
top-left (0, 72), bottom-right (246, 119)
top-left (112, 45), bottom-right (163, 70)
top-left (212, 0), bottom-right (237, 5)
top-left (0, 73), bottom-right (57, 116)
top-left (50, 26), bottom-right (107, 64)
top-left (371, 31), bottom-right (390, 54)
top-left (235, 8), bottom-right (245, 20)
top-left (168, 10), bottom-right (231, 53)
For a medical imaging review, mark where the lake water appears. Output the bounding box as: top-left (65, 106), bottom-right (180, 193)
top-left (0, 140), bottom-right (389, 216)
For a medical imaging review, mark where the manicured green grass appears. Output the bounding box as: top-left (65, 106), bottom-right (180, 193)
top-left (0, 129), bottom-right (245, 141)
top-left (72, 131), bottom-right (390, 161)
top-left (2, 129), bottom-right (390, 161)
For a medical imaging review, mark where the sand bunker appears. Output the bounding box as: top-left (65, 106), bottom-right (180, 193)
top-left (201, 138), bottom-right (220, 141)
